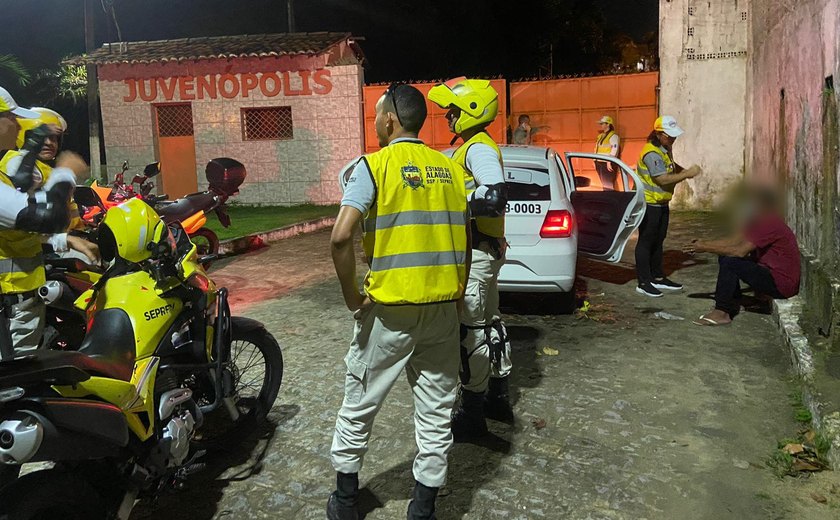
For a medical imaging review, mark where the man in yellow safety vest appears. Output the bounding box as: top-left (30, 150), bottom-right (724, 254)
top-left (594, 115), bottom-right (621, 190)
top-left (327, 83), bottom-right (470, 520)
top-left (0, 88), bottom-right (89, 354)
top-left (634, 115), bottom-right (702, 298)
top-left (429, 77), bottom-right (514, 439)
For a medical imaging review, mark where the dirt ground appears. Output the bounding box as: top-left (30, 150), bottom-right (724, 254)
top-left (132, 213), bottom-right (840, 520)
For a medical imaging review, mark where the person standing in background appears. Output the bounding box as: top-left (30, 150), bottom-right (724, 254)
top-left (512, 114), bottom-right (549, 145)
top-left (594, 115), bottom-right (621, 190)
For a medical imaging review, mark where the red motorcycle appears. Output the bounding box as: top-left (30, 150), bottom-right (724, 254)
top-left (77, 158), bottom-right (246, 257)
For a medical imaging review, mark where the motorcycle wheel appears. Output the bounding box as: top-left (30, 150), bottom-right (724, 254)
top-left (0, 469), bottom-right (111, 520)
top-left (189, 228), bottom-right (220, 265)
top-left (193, 324), bottom-right (283, 450)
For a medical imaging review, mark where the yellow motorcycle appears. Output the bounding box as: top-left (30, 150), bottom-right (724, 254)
top-left (0, 198), bottom-right (283, 519)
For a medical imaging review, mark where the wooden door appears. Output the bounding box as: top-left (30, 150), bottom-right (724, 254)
top-left (154, 103), bottom-right (197, 199)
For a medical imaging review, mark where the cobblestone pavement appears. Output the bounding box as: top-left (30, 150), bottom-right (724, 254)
top-left (132, 213), bottom-right (840, 520)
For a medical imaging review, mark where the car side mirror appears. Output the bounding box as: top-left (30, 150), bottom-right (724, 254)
top-left (574, 176), bottom-right (591, 188)
top-left (144, 162), bottom-right (161, 178)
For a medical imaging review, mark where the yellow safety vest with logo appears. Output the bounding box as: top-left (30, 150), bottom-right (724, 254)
top-left (0, 151), bottom-right (48, 293)
top-left (361, 140), bottom-right (468, 305)
top-left (595, 130), bottom-right (617, 155)
top-left (451, 132), bottom-right (505, 239)
top-left (636, 142), bottom-right (675, 205)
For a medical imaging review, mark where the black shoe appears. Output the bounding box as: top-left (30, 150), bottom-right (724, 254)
top-left (407, 481), bottom-right (439, 520)
top-left (451, 389), bottom-right (488, 441)
top-left (327, 472), bottom-right (359, 520)
top-left (484, 377), bottom-right (514, 423)
top-left (652, 277), bottom-right (683, 291)
top-left (327, 492), bottom-right (359, 520)
top-left (635, 282), bottom-right (663, 298)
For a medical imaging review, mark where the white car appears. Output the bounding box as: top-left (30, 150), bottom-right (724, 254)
top-left (498, 146), bottom-right (646, 310)
top-left (337, 146), bottom-right (647, 312)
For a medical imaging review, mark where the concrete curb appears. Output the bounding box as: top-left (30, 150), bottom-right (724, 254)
top-left (773, 297), bottom-right (840, 468)
top-left (218, 216), bottom-right (336, 255)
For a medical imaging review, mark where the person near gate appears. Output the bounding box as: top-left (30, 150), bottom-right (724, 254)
top-left (594, 115), bottom-right (621, 190)
top-left (682, 185), bottom-right (800, 326)
top-left (634, 115), bottom-right (702, 298)
top-left (327, 83), bottom-right (470, 520)
top-left (428, 77), bottom-right (514, 438)
top-left (0, 88), bottom-right (88, 353)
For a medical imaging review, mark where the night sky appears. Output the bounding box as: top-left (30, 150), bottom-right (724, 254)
top-left (0, 0), bottom-right (658, 86)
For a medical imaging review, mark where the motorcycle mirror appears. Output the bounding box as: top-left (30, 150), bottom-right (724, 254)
top-left (144, 162), bottom-right (162, 178)
top-left (74, 186), bottom-right (105, 209)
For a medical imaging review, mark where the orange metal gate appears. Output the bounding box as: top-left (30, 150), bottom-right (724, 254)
top-left (363, 80), bottom-right (508, 153)
top-left (509, 72), bottom-right (659, 169)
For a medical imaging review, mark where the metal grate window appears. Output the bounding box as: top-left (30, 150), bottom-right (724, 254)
top-left (241, 106), bottom-right (294, 141)
top-left (156, 104), bottom-right (193, 137)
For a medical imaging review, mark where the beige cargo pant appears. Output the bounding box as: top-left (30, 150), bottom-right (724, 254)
top-left (330, 301), bottom-right (460, 488)
top-left (460, 248), bottom-right (512, 393)
top-left (9, 296), bottom-right (45, 353)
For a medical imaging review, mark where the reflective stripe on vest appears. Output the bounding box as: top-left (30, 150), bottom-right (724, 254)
top-left (451, 132), bottom-right (506, 239)
top-left (371, 250), bottom-right (467, 272)
top-left (595, 130), bottom-right (616, 155)
top-left (0, 254), bottom-right (45, 275)
top-left (364, 210), bottom-right (467, 233)
top-left (635, 143), bottom-right (675, 205)
top-left (362, 141), bottom-right (468, 305)
top-left (0, 151), bottom-right (48, 293)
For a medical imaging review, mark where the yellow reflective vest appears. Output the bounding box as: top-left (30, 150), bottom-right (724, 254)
top-left (636, 142), bottom-right (675, 205)
top-left (361, 140), bottom-right (468, 305)
top-left (451, 132), bottom-right (505, 239)
top-left (0, 151), bottom-right (47, 293)
top-left (595, 130), bottom-right (617, 156)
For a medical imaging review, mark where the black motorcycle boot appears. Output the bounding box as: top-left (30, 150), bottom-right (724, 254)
top-left (406, 480), bottom-right (439, 520)
top-left (326, 472), bottom-right (359, 520)
top-left (484, 376), bottom-right (514, 423)
top-left (451, 389), bottom-right (488, 441)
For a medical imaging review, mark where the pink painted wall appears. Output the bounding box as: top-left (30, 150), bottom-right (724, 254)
top-left (746, 0), bottom-right (839, 260)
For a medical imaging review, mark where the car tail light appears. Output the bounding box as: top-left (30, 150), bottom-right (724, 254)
top-left (540, 210), bottom-right (573, 238)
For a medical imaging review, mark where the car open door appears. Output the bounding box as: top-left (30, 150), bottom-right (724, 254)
top-left (562, 152), bottom-right (646, 262)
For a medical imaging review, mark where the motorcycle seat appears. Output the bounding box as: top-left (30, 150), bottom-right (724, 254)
top-left (0, 349), bottom-right (132, 386)
top-left (157, 192), bottom-right (218, 224)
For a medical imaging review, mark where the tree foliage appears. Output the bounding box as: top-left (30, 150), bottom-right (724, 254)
top-left (29, 64), bottom-right (88, 105)
top-left (0, 54), bottom-right (32, 86)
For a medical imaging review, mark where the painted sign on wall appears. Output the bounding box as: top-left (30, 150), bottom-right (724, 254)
top-left (122, 69), bottom-right (333, 102)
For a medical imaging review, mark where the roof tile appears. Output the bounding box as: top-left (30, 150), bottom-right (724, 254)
top-left (66, 32), bottom-right (355, 65)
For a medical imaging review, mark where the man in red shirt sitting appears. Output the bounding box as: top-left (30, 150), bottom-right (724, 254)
top-left (683, 186), bottom-right (800, 326)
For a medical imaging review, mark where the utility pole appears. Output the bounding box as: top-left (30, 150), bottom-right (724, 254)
top-left (84, 0), bottom-right (103, 181)
top-left (287, 0), bottom-right (296, 32)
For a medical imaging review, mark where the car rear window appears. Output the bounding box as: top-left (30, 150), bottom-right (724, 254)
top-left (505, 167), bottom-right (551, 201)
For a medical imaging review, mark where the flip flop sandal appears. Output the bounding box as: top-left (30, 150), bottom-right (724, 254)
top-left (692, 315), bottom-right (731, 326)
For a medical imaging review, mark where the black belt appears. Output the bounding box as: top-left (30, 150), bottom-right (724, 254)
top-left (1, 290), bottom-right (38, 307)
